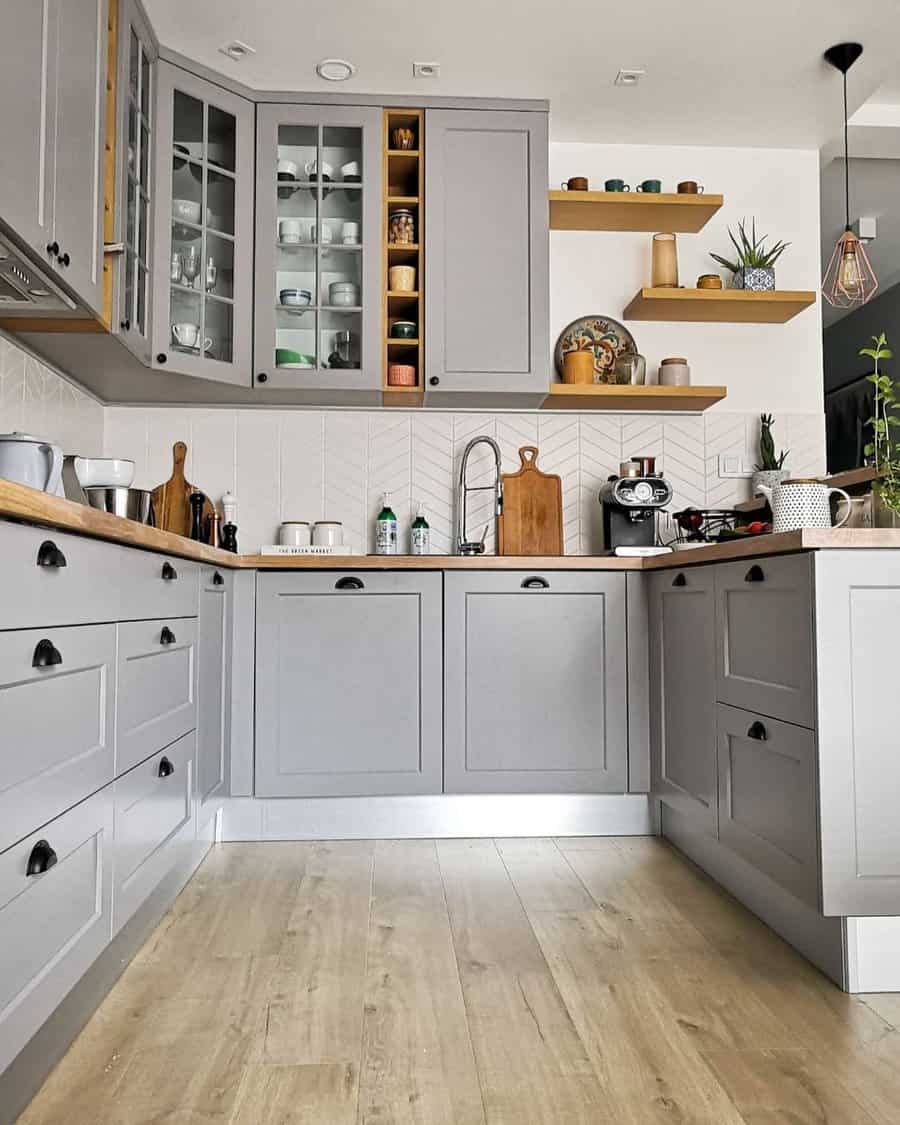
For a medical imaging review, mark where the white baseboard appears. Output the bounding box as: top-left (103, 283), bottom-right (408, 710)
top-left (219, 793), bottom-right (654, 841)
top-left (845, 917), bottom-right (900, 993)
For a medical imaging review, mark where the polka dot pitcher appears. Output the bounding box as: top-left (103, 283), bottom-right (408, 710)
top-left (757, 478), bottom-right (852, 533)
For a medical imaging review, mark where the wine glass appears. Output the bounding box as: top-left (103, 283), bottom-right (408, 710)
top-left (181, 247), bottom-right (200, 288)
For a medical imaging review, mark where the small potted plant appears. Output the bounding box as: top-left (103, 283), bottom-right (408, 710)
top-left (710, 218), bottom-right (790, 291)
top-left (862, 332), bottom-right (900, 527)
top-left (752, 413), bottom-right (790, 496)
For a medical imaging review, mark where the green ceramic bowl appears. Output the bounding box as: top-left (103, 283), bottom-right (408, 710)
top-left (390, 320), bottom-right (417, 339)
top-left (275, 349), bottom-right (316, 368)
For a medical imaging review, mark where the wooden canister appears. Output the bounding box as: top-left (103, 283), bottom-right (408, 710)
top-left (562, 350), bottom-right (595, 385)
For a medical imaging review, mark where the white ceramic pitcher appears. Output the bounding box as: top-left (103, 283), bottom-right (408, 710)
top-left (757, 478), bottom-right (851, 533)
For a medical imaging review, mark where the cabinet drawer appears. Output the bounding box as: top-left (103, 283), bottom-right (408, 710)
top-left (0, 624), bottom-right (115, 855)
top-left (117, 617), bottom-right (197, 775)
top-left (118, 549), bottom-right (199, 621)
top-left (717, 703), bottom-right (819, 908)
top-left (0, 786), bottom-right (113, 1076)
top-left (113, 732), bottom-right (195, 934)
top-left (715, 554), bottom-right (814, 727)
top-left (0, 523), bottom-right (121, 629)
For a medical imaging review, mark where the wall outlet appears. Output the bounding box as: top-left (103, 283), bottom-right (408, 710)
top-left (718, 454), bottom-right (753, 479)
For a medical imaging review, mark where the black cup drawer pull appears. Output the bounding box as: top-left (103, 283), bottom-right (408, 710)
top-left (160, 626), bottom-right (176, 646)
top-left (212, 571), bottom-right (225, 585)
top-left (26, 839), bottom-right (58, 876)
top-left (672, 573), bottom-right (687, 587)
top-left (36, 540), bottom-right (67, 568)
top-left (335, 576), bottom-right (364, 591)
top-left (157, 756), bottom-right (175, 778)
top-left (161, 561), bottom-right (177, 581)
top-left (747, 721), bottom-right (768, 741)
top-left (521, 576), bottom-right (550, 589)
top-left (32, 638), bottom-right (62, 668)
top-left (745, 565), bottom-right (765, 583)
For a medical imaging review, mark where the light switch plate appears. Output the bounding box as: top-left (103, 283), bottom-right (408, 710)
top-left (718, 454), bottom-right (752, 478)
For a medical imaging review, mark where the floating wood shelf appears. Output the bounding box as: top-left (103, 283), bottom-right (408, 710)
top-left (542, 384), bottom-right (727, 412)
top-left (549, 190), bottom-right (724, 233)
top-left (623, 287), bottom-right (817, 324)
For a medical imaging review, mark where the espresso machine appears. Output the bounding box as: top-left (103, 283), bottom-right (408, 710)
top-left (599, 457), bottom-right (673, 555)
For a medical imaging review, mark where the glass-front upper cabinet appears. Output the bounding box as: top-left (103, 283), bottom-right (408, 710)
top-left (152, 62), bottom-right (253, 385)
top-left (254, 104), bottom-right (381, 400)
top-left (114, 0), bottom-right (156, 363)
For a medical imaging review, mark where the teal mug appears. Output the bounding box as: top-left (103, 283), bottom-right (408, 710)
top-left (636, 179), bottom-right (662, 193)
top-left (604, 178), bottom-right (631, 192)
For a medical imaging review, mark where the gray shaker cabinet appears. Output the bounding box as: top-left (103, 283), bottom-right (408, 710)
top-left (443, 571), bottom-right (628, 793)
top-left (424, 108), bottom-right (549, 406)
top-left (197, 568), bottom-right (228, 823)
top-left (649, 566), bottom-right (718, 835)
top-left (255, 571), bottom-right (443, 797)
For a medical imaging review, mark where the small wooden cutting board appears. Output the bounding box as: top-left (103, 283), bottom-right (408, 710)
top-left (498, 446), bottom-right (563, 556)
top-left (151, 441), bottom-right (214, 538)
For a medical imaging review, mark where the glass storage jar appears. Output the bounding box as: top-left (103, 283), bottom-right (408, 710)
top-left (388, 208), bottom-right (416, 244)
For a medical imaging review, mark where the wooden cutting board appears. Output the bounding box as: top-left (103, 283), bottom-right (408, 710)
top-left (498, 446), bottom-right (563, 556)
top-left (150, 441), bottom-right (214, 538)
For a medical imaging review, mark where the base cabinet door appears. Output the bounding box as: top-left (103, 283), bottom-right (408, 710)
top-left (444, 571), bottom-right (627, 793)
top-left (717, 703), bottom-right (819, 908)
top-left (649, 566), bottom-right (717, 834)
top-left (197, 569), bottom-right (228, 824)
top-left (0, 786), bottom-right (113, 1076)
top-left (255, 571), bottom-right (442, 796)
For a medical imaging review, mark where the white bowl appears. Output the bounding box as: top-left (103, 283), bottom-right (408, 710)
top-left (74, 457), bottom-right (135, 488)
top-left (277, 158), bottom-right (299, 178)
top-left (172, 198), bottom-right (201, 224)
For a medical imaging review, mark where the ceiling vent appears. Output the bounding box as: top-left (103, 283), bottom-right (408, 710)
top-left (218, 40), bottom-right (255, 62)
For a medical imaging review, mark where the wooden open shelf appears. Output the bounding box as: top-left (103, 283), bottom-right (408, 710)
top-left (549, 190), bottom-right (724, 233)
top-left (542, 384), bottom-right (727, 412)
top-left (383, 109), bottom-right (424, 405)
top-left (623, 287), bottom-right (817, 324)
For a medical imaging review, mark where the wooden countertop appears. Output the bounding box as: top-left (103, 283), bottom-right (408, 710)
top-left (3, 479), bottom-right (900, 573)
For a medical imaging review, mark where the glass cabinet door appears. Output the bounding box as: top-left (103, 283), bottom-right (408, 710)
top-left (254, 105), bottom-right (381, 398)
top-left (115, 0), bottom-right (155, 361)
top-left (152, 62), bottom-right (253, 385)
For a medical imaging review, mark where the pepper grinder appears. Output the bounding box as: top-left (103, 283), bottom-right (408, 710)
top-left (189, 492), bottom-right (206, 541)
top-left (220, 523), bottom-right (238, 553)
top-left (207, 510), bottom-right (222, 548)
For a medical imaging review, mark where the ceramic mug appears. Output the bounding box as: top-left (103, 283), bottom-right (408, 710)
top-left (340, 161), bottom-right (360, 179)
top-left (320, 222), bottom-right (333, 244)
top-left (560, 176), bottom-right (589, 191)
top-left (677, 180), bottom-right (705, 194)
top-left (279, 521), bottom-right (310, 547)
top-left (172, 323), bottom-right (212, 351)
top-left (636, 179), bottom-right (662, 193)
top-left (341, 221), bottom-right (360, 245)
top-left (304, 159), bottom-right (334, 178)
top-left (312, 521), bottom-right (343, 547)
top-left (278, 218), bottom-right (303, 244)
top-left (604, 178), bottom-right (630, 192)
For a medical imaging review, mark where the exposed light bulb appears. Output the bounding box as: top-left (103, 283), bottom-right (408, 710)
top-left (837, 245), bottom-right (862, 299)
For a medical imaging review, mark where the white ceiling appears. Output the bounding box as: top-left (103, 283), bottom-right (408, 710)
top-left (144, 0), bottom-right (900, 146)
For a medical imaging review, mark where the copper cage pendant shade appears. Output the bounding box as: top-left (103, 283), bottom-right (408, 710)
top-left (822, 41), bottom-right (878, 308)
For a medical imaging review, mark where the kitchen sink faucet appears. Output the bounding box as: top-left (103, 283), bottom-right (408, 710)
top-left (456, 436), bottom-right (503, 555)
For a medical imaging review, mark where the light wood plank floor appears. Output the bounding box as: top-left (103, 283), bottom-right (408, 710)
top-left (19, 837), bottom-right (900, 1124)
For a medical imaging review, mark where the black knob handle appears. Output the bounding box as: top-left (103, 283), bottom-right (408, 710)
top-left (160, 626), bottom-right (176, 645)
top-left (257, 372), bottom-right (268, 383)
top-left (58, 251), bottom-right (70, 267)
top-left (36, 540), bottom-right (67, 568)
top-left (747, 720), bottom-right (768, 741)
top-left (521, 576), bottom-right (550, 589)
top-left (745, 564), bottom-right (765, 583)
top-left (46, 241), bottom-right (59, 257)
top-left (156, 352), bottom-right (167, 364)
top-left (121, 318), bottom-right (131, 331)
top-left (212, 571), bottom-right (224, 585)
top-left (335, 576), bottom-right (364, 590)
top-left (672, 573), bottom-right (687, 587)
top-left (157, 756), bottom-right (175, 778)
top-left (26, 839), bottom-right (58, 876)
top-left (161, 561), bottom-right (177, 581)
top-left (429, 376), bottom-right (439, 386)
top-left (32, 638), bottom-right (62, 668)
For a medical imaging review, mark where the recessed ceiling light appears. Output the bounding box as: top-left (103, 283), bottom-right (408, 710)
top-left (218, 40), bottom-right (255, 62)
top-left (316, 58), bottom-right (356, 82)
top-left (615, 68), bottom-right (645, 87)
top-left (413, 61), bottom-right (440, 78)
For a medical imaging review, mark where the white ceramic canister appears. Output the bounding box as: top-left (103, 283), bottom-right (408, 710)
top-left (757, 479), bottom-right (852, 533)
top-left (658, 357), bottom-right (690, 386)
top-left (279, 521), bottom-right (311, 547)
top-left (312, 521), bottom-right (343, 547)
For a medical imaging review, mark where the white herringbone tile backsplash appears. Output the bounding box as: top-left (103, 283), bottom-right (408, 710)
top-left (104, 406), bottom-right (826, 554)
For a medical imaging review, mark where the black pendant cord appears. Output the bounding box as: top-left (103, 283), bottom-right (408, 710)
top-left (843, 68), bottom-right (851, 232)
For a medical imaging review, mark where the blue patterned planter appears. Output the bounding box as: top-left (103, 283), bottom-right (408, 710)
top-left (732, 267), bottom-right (775, 291)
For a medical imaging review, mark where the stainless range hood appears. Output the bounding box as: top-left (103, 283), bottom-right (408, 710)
top-left (0, 230), bottom-right (77, 314)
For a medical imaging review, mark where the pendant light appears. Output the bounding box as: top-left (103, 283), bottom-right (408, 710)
top-left (822, 42), bottom-right (878, 308)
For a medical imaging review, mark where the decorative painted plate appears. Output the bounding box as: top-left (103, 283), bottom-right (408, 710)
top-left (554, 315), bottom-right (637, 383)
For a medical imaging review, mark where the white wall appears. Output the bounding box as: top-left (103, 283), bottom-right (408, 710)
top-left (550, 143), bottom-right (824, 413)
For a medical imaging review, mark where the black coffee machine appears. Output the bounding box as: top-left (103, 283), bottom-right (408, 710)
top-left (599, 457), bottom-right (673, 554)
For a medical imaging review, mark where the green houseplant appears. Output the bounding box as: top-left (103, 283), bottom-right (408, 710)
top-left (862, 332), bottom-right (900, 520)
top-left (710, 218), bottom-right (790, 292)
top-left (752, 413), bottom-right (790, 497)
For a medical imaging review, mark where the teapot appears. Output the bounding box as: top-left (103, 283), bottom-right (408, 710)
top-left (0, 432), bottom-right (63, 495)
top-left (757, 478), bottom-right (851, 533)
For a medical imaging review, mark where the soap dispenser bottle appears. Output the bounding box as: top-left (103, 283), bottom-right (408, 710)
top-left (410, 502), bottom-right (430, 555)
top-left (375, 491), bottom-right (398, 555)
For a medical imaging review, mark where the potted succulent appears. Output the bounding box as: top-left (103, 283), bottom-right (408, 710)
top-left (710, 218), bottom-right (790, 291)
top-left (862, 332), bottom-right (900, 527)
top-left (752, 413), bottom-right (790, 496)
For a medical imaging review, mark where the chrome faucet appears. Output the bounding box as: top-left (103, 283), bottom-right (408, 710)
top-left (457, 436), bottom-right (503, 555)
